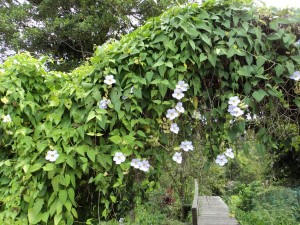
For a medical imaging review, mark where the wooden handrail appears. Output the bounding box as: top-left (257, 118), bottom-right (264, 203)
top-left (192, 179), bottom-right (199, 225)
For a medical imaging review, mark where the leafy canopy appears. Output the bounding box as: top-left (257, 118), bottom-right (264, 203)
top-left (0, 0), bottom-right (191, 70)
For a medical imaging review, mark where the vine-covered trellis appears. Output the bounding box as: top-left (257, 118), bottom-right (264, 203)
top-left (0, 1), bottom-right (299, 224)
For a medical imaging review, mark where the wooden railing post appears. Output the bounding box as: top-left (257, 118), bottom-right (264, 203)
top-left (192, 179), bottom-right (199, 225)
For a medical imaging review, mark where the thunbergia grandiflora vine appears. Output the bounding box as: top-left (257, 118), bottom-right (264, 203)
top-left (113, 152), bottom-right (126, 164)
top-left (215, 154), bottom-right (228, 166)
top-left (166, 108), bottom-right (179, 120)
top-left (104, 75), bottom-right (116, 85)
top-left (45, 150), bottom-right (59, 162)
top-left (130, 158), bottom-right (151, 172)
top-left (175, 102), bottom-right (185, 113)
top-left (2, 114), bottom-right (12, 123)
top-left (166, 80), bottom-right (194, 164)
top-left (172, 80), bottom-right (188, 100)
top-left (170, 123), bottom-right (180, 134)
top-left (228, 96), bottom-right (244, 117)
top-left (180, 141), bottom-right (194, 152)
top-left (99, 98), bottom-right (111, 109)
top-left (172, 152), bottom-right (182, 164)
top-left (215, 148), bottom-right (234, 166)
top-left (290, 71), bottom-right (300, 81)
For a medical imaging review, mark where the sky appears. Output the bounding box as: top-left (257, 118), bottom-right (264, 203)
top-left (255, 0), bottom-right (300, 8)
top-left (14, 0), bottom-right (300, 8)
top-left (13, 0), bottom-right (300, 9)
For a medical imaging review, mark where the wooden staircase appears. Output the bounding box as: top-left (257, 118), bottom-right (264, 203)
top-left (192, 181), bottom-right (239, 225)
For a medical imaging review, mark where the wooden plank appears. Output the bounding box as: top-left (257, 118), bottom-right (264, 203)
top-left (192, 180), bottom-right (199, 225)
top-left (198, 196), bottom-right (239, 225)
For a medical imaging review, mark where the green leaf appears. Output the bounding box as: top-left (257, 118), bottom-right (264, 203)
top-left (267, 85), bottom-right (283, 98)
top-left (43, 163), bottom-right (54, 171)
top-left (72, 208), bottom-right (78, 218)
top-left (275, 64), bottom-right (284, 77)
top-left (256, 143), bottom-right (266, 155)
top-left (64, 99), bottom-right (72, 109)
top-left (158, 65), bottom-right (166, 77)
top-left (28, 198), bottom-right (44, 224)
top-left (76, 145), bottom-right (86, 156)
top-left (242, 21), bottom-right (249, 32)
top-left (86, 111), bottom-right (96, 123)
top-left (54, 213), bottom-right (62, 225)
top-left (237, 66), bottom-right (252, 77)
top-left (51, 176), bottom-right (59, 192)
top-left (164, 39), bottom-right (177, 52)
top-left (87, 150), bottom-right (96, 162)
top-left (200, 33), bottom-right (211, 46)
top-left (152, 33), bottom-right (167, 43)
top-left (150, 79), bottom-right (169, 85)
top-left (208, 54), bottom-right (216, 67)
top-left (64, 200), bottom-right (72, 212)
top-left (118, 110), bottom-right (125, 119)
top-left (82, 82), bottom-right (93, 89)
top-left (165, 61), bottom-right (173, 68)
top-left (189, 40), bottom-right (196, 51)
top-left (66, 157), bottom-right (76, 169)
top-left (246, 55), bottom-right (253, 65)
top-left (123, 135), bottom-right (135, 145)
top-left (41, 212), bottom-right (49, 223)
top-left (252, 90), bottom-right (268, 102)
top-left (269, 20), bottom-right (278, 30)
top-left (68, 188), bottom-right (76, 205)
top-left (110, 87), bottom-right (122, 112)
top-left (49, 96), bottom-right (60, 107)
top-left (286, 60), bottom-right (294, 75)
top-left (158, 83), bottom-right (168, 98)
top-left (199, 53), bottom-right (207, 62)
top-left (152, 60), bottom-right (165, 67)
top-left (98, 154), bottom-right (111, 170)
top-left (82, 163), bottom-right (88, 172)
top-left (267, 33), bottom-right (281, 40)
top-left (137, 130), bottom-right (146, 137)
top-left (110, 195), bottom-right (117, 203)
top-left (235, 120), bottom-right (245, 133)
top-left (244, 82), bottom-right (251, 95)
top-left (110, 135), bottom-right (122, 144)
top-left (180, 23), bottom-right (199, 37)
top-left (59, 190), bottom-right (68, 204)
top-left (195, 21), bottom-right (211, 32)
top-left (29, 163), bottom-right (43, 173)
top-left (145, 71), bottom-right (154, 83)
top-left (291, 56), bottom-right (300, 64)
top-left (256, 56), bottom-right (266, 68)
top-left (294, 99), bottom-right (300, 108)
top-left (102, 208), bottom-right (108, 218)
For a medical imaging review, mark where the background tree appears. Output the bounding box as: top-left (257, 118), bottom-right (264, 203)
top-left (0, 0), bottom-right (193, 70)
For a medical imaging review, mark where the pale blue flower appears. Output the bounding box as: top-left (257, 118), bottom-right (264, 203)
top-left (172, 152), bottom-right (182, 164)
top-left (290, 71), bottom-right (300, 81)
top-left (215, 154), bottom-right (228, 166)
top-left (113, 152), bottom-right (126, 164)
top-left (170, 123), bottom-right (179, 134)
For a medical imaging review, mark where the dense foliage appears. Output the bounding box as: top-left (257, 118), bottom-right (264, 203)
top-left (0, 0), bottom-right (191, 70)
top-left (228, 182), bottom-right (300, 225)
top-left (0, 1), bottom-right (300, 224)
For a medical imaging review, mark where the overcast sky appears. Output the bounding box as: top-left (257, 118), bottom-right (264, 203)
top-left (255, 0), bottom-right (300, 8)
top-left (14, 0), bottom-right (300, 8)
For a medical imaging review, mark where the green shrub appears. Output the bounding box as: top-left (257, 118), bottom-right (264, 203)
top-left (228, 183), bottom-right (300, 225)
